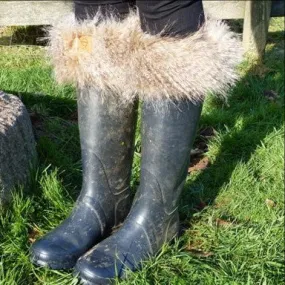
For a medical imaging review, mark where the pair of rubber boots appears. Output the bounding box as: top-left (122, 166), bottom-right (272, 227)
top-left (30, 87), bottom-right (202, 284)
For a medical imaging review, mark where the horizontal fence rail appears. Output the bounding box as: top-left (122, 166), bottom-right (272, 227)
top-left (0, 0), bottom-right (284, 59)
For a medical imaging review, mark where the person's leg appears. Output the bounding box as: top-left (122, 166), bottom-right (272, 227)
top-left (75, 1), bottom-right (205, 283)
top-left (30, 0), bottom-right (137, 270)
top-left (74, 0), bottom-right (135, 21)
top-left (137, 0), bottom-right (205, 36)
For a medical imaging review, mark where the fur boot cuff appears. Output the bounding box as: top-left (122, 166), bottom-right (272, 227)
top-left (47, 12), bottom-right (243, 103)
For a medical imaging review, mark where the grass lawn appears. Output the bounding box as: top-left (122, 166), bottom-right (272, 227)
top-left (0, 18), bottom-right (284, 285)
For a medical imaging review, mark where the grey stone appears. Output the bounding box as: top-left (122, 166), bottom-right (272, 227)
top-left (0, 91), bottom-right (36, 205)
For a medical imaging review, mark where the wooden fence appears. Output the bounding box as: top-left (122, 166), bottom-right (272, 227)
top-left (0, 1), bottom-right (284, 59)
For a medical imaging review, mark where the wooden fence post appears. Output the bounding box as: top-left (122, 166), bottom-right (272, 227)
top-left (243, 0), bottom-right (272, 60)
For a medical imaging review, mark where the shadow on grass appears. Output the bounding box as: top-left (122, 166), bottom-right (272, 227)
top-left (268, 30), bottom-right (285, 42)
top-left (180, 45), bottom-right (284, 223)
top-left (0, 26), bottom-right (47, 46)
top-left (2, 90), bottom-right (77, 117)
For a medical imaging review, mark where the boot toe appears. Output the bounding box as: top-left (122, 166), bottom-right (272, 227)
top-left (75, 226), bottom-right (150, 284)
top-left (75, 250), bottom-right (119, 285)
top-left (30, 238), bottom-right (79, 269)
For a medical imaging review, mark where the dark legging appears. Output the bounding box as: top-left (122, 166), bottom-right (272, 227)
top-left (74, 0), bottom-right (205, 35)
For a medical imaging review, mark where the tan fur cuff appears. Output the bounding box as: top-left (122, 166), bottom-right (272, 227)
top-left (47, 12), bottom-right (243, 103)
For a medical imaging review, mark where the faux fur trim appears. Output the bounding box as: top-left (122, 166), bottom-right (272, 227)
top-left (46, 12), bottom-right (243, 103)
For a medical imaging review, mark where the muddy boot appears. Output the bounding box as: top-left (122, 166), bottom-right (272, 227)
top-left (75, 99), bottom-right (202, 284)
top-left (30, 88), bottom-right (137, 269)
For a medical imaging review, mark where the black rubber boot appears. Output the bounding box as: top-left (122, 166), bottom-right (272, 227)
top-left (30, 87), bottom-right (137, 269)
top-left (75, 100), bottom-right (202, 284)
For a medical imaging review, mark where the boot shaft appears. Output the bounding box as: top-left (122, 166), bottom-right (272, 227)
top-left (139, 100), bottom-right (202, 211)
top-left (77, 87), bottom-right (138, 225)
top-left (78, 87), bottom-right (137, 195)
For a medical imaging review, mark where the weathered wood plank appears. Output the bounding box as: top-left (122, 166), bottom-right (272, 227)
top-left (243, 1), bottom-right (272, 59)
top-left (202, 1), bottom-right (245, 19)
top-left (0, 1), bottom-right (73, 26)
top-left (0, 0), bottom-right (283, 27)
top-left (0, 0), bottom-right (281, 59)
top-left (0, 0), bottom-right (247, 26)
